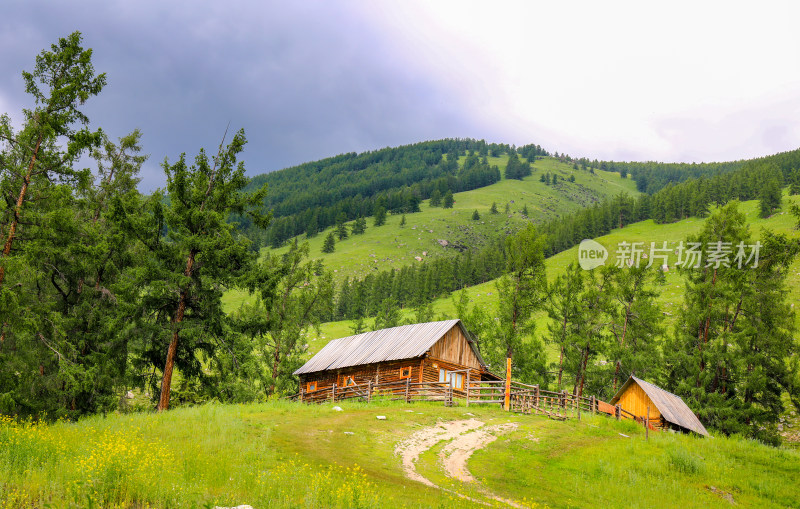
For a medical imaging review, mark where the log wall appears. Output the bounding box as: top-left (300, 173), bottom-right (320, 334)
top-left (427, 325), bottom-right (481, 369)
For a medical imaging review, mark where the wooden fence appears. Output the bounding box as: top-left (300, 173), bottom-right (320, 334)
top-left (288, 377), bottom-right (643, 425)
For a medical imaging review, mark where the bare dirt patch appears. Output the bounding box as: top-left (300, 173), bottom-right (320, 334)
top-left (440, 423), bottom-right (518, 482)
top-left (394, 418), bottom-right (484, 487)
top-left (394, 419), bottom-right (527, 507)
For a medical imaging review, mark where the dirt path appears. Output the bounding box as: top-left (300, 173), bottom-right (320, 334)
top-left (439, 423), bottom-right (518, 482)
top-left (394, 418), bottom-right (484, 487)
top-left (394, 419), bottom-right (525, 507)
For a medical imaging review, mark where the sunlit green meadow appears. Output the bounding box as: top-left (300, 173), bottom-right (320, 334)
top-left (2, 401), bottom-right (798, 508)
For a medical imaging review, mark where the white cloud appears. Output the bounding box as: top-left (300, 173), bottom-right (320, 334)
top-left (362, 0), bottom-right (800, 161)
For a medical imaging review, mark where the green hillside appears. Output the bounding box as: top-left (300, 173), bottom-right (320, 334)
top-left (299, 192), bottom-right (800, 357)
top-left (222, 156), bottom-right (637, 310)
top-left (2, 401), bottom-right (797, 508)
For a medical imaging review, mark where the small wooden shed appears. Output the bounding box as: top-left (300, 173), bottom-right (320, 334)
top-left (293, 319), bottom-right (498, 393)
top-left (610, 375), bottom-right (709, 436)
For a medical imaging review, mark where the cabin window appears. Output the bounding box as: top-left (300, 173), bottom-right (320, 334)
top-left (343, 376), bottom-right (355, 387)
top-left (438, 368), bottom-right (463, 389)
top-left (399, 366), bottom-right (412, 379)
top-left (306, 381), bottom-right (317, 392)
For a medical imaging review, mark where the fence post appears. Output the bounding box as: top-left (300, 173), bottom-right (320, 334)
top-left (405, 377), bottom-right (410, 403)
top-left (615, 404), bottom-right (620, 421)
top-left (465, 371), bottom-right (471, 407)
top-left (535, 385), bottom-right (540, 414)
top-left (646, 404), bottom-right (650, 440)
top-left (591, 395), bottom-right (595, 415)
top-left (331, 383), bottom-right (336, 403)
top-left (367, 380), bottom-right (372, 403)
top-left (504, 358), bottom-right (512, 411)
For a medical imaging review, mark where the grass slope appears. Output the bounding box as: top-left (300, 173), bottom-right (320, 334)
top-left (1, 402), bottom-right (797, 508)
top-left (299, 193), bottom-right (800, 361)
top-left (222, 157), bottom-right (638, 310)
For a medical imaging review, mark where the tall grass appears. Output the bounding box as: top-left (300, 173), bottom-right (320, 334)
top-left (0, 405), bottom-right (383, 508)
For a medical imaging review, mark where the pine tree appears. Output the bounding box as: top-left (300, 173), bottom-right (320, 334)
top-left (350, 217), bottom-right (366, 235)
top-left (472, 210), bottom-right (480, 220)
top-left (335, 212), bottom-right (349, 240)
top-left (130, 128), bottom-right (269, 411)
top-left (430, 189), bottom-right (442, 207)
top-left (489, 224), bottom-right (548, 382)
top-left (400, 214), bottom-right (406, 227)
top-left (605, 266), bottom-right (664, 394)
top-left (373, 206), bottom-right (387, 226)
top-left (545, 263), bottom-right (585, 390)
top-left (670, 202), bottom-right (800, 442)
top-left (504, 203), bottom-right (511, 214)
top-left (0, 31), bottom-right (107, 289)
top-left (443, 191), bottom-right (454, 209)
top-left (322, 232), bottom-right (335, 253)
top-left (522, 204), bottom-right (529, 216)
top-left (758, 167), bottom-right (782, 218)
top-left (306, 212), bottom-right (319, 238)
top-left (239, 241), bottom-right (333, 395)
top-left (490, 202), bottom-right (498, 214)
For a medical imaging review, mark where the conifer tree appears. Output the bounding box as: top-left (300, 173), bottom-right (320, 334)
top-left (0, 31), bottom-right (106, 289)
top-left (670, 202), bottom-right (800, 442)
top-left (472, 210), bottom-right (480, 220)
top-left (335, 212), bottom-right (349, 240)
top-left (126, 128), bottom-right (269, 411)
top-left (429, 189), bottom-right (442, 207)
top-left (239, 241), bottom-right (333, 395)
top-left (373, 206), bottom-right (387, 226)
top-left (322, 231), bottom-right (335, 253)
top-left (443, 191), bottom-right (454, 209)
top-left (490, 202), bottom-right (498, 214)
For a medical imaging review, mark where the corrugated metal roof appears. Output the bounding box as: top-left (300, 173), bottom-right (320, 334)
top-left (293, 319), bottom-right (484, 375)
top-left (611, 375), bottom-right (709, 437)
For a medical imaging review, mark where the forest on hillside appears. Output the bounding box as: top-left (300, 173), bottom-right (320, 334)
top-left (2, 33), bottom-right (800, 445)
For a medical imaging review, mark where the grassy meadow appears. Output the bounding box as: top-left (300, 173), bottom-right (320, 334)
top-left (291, 192), bottom-right (800, 361)
top-left (221, 156), bottom-right (638, 311)
top-left (1, 401), bottom-right (798, 508)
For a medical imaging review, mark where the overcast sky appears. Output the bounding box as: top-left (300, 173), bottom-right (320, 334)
top-left (2, 1), bottom-right (799, 191)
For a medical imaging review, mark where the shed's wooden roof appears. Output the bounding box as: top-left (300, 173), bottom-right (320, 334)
top-left (293, 319), bottom-right (485, 375)
top-left (611, 375), bottom-right (709, 437)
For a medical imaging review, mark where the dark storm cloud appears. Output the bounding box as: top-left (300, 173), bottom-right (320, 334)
top-left (0, 1), bottom-right (480, 190)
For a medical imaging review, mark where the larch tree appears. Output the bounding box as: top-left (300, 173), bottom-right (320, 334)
top-left (670, 202), bottom-right (800, 443)
top-left (605, 265), bottom-right (664, 392)
top-left (240, 240), bottom-right (333, 395)
top-left (489, 224), bottom-right (548, 382)
top-left (0, 32), bottom-right (106, 289)
top-left (123, 128), bottom-right (269, 411)
top-left (545, 262), bottom-right (585, 390)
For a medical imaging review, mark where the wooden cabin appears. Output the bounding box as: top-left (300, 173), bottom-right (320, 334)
top-left (610, 375), bottom-right (709, 436)
top-left (293, 319), bottom-right (498, 394)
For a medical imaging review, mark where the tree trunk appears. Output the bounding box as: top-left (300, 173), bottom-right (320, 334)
top-left (157, 250), bottom-right (196, 411)
top-left (0, 133), bottom-right (43, 288)
top-left (613, 307), bottom-right (630, 391)
top-left (270, 337), bottom-right (281, 395)
top-left (578, 343), bottom-right (590, 398)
